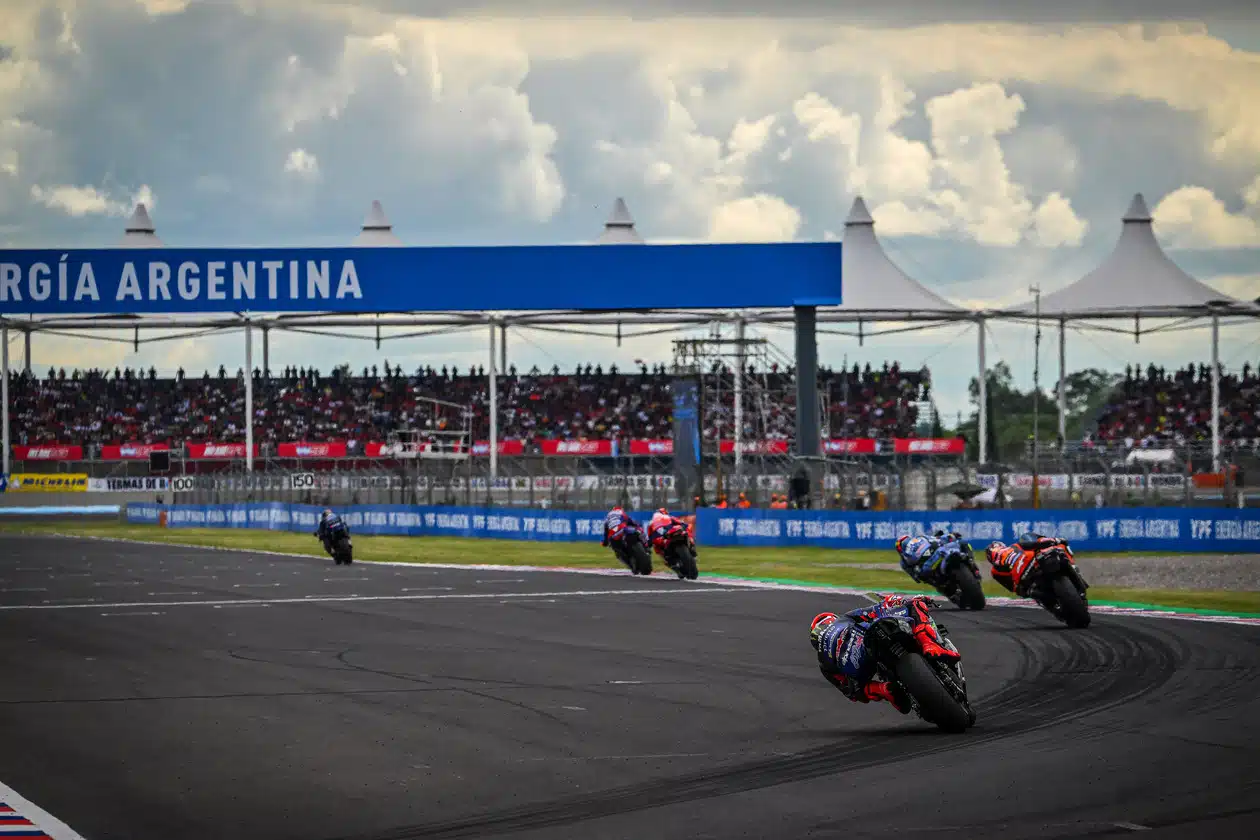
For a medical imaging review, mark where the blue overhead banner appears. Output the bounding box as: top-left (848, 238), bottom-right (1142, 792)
top-left (123, 502), bottom-right (1260, 553)
top-left (0, 242), bottom-right (842, 315)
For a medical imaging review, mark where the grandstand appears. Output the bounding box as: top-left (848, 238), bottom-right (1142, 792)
top-left (5, 360), bottom-right (938, 463)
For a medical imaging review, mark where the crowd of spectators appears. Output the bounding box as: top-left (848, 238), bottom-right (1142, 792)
top-left (6, 360), bottom-right (931, 451)
top-left (1086, 363), bottom-right (1260, 449)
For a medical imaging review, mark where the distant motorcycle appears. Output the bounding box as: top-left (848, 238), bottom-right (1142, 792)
top-left (861, 604), bottom-right (977, 732)
top-left (607, 520), bottom-right (653, 576)
top-left (654, 521), bottom-right (699, 580)
top-left (920, 539), bottom-right (986, 611)
top-left (319, 521), bottom-right (353, 565)
top-left (1019, 545), bottom-right (1090, 628)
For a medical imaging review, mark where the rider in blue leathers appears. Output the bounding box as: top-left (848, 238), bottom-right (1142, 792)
top-left (894, 531), bottom-right (966, 582)
top-left (810, 594), bottom-right (958, 713)
top-left (894, 534), bottom-right (938, 581)
top-left (314, 509), bottom-right (348, 553)
top-left (601, 506), bottom-right (644, 548)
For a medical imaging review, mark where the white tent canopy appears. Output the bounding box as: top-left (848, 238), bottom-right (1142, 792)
top-left (596, 197), bottom-right (644, 244)
top-left (1004, 194), bottom-right (1242, 318)
top-left (118, 203), bottom-right (162, 248)
top-left (353, 200), bottom-right (402, 246)
top-left (835, 197), bottom-right (968, 319)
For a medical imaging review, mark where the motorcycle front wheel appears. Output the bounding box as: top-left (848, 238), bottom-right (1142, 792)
top-left (894, 653), bottom-right (972, 733)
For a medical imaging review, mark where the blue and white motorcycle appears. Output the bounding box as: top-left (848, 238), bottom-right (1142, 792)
top-left (913, 535), bottom-right (986, 610)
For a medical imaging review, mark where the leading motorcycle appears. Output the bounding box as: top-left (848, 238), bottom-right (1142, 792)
top-left (1018, 544), bottom-right (1091, 628)
top-left (862, 603), bottom-right (976, 733)
top-left (653, 520), bottom-right (699, 580)
top-left (324, 526), bottom-right (353, 565)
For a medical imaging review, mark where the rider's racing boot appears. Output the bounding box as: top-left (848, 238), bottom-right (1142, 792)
top-left (865, 680), bottom-right (911, 714)
top-left (913, 622), bottom-right (961, 661)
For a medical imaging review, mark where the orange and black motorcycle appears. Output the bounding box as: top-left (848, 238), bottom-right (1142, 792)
top-left (986, 536), bottom-right (1090, 628)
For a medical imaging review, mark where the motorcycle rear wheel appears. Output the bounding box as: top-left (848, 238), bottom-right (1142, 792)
top-left (630, 541), bottom-right (653, 575)
top-left (679, 545), bottom-right (699, 580)
top-left (1051, 576), bottom-right (1090, 628)
top-left (894, 653), bottom-right (972, 733)
top-left (952, 565), bottom-right (985, 610)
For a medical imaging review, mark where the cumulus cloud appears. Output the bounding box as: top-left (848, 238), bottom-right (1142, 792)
top-left (28, 182), bottom-right (155, 217)
top-left (283, 148), bottom-right (320, 178)
top-left (1152, 180), bottom-right (1260, 248)
top-left (794, 79), bottom-right (1088, 247)
top-left (708, 193), bottom-right (802, 242)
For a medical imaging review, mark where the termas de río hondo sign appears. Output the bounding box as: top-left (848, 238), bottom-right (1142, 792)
top-left (0, 243), bottom-right (844, 315)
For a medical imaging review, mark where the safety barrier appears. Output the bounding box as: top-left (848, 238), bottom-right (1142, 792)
top-left (125, 502), bottom-right (646, 543)
top-left (695, 507), bottom-right (1260, 554)
top-left (121, 502), bottom-right (1260, 553)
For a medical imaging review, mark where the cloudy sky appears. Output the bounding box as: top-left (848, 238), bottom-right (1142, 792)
top-left (3, 0), bottom-right (1260, 426)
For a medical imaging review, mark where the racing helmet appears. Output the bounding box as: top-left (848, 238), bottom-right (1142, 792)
top-left (985, 541), bottom-right (1006, 563)
top-left (894, 535), bottom-right (910, 554)
top-left (810, 612), bottom-right (838, 651)
top-left (322, 509), bottom-right (332, 519)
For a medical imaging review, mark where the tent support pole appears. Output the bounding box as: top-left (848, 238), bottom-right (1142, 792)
top-left (1057, 319), bottom-right (1067, 441)
top-left (262, 326), bottom-right (270, 379)
top-left (23, 328), bottom-right (31, 374)
top-left (977, 316), bottom-right (987, 466)
top-left (2, 324), bottom-right (9, 477)
top-left (244, 324), bottom-right (254, 473)
top-left (1211, 315), bottom-right (1220, 474)
top-left (734, 317), bottom-right (745, 475)
top-left (489, 323), bottom-right (498, 480)
top-left (499, 323), bottom-right (507, 373)
top-left (794, 306), bottom-right (821, 504)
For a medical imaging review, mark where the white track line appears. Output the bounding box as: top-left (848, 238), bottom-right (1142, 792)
top-left (0, 779), bottom-right (87, 840)
top-left (0, 586), bottom-right (753, 613)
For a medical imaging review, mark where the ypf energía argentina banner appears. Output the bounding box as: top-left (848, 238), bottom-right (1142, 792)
top-left (0, 243), bottom-right (844, 315)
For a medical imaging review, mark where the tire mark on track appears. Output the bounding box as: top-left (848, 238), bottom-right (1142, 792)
top-left (323, 610), bottom-right (1188, 840)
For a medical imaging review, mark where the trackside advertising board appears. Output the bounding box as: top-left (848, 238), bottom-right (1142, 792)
top-left (122, 503), bottom-right (1260, 553)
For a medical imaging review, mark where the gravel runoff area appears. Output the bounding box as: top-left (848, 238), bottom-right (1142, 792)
top-left (834, 555), bottom-right (1260, 592)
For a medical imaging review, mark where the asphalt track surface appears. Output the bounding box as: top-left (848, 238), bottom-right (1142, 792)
top-left (2, 537), bottom-right (1258, 840)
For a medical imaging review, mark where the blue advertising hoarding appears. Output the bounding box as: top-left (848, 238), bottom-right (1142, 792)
top-left (0, 242), bottom-right (843, 315)
top-left (124, 502), bottom-right (1260, 554)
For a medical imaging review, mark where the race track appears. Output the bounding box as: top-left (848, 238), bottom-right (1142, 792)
top-left (1, 536), bottom-right (1258, 840)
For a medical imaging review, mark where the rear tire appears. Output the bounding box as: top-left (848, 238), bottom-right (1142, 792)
top-left (682, 546), bottom-right (699, 580)
top-left (631, 541), bottom-right (653, 576)
top-left (952, 565), bottom-right (985, 610)
top-left (1052, 576), bottom-right (1090, 628)
top-left (894, 653), bottom-right (972, 733)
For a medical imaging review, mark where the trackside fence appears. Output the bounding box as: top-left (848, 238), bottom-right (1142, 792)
top-left (123, 502), bottom-right (1260, 554)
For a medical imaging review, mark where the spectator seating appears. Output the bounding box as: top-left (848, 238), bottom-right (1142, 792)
top-left (1087, 363), bottom-right (1259, 449)
top-left (7, 361), bottom-right (931, 451)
